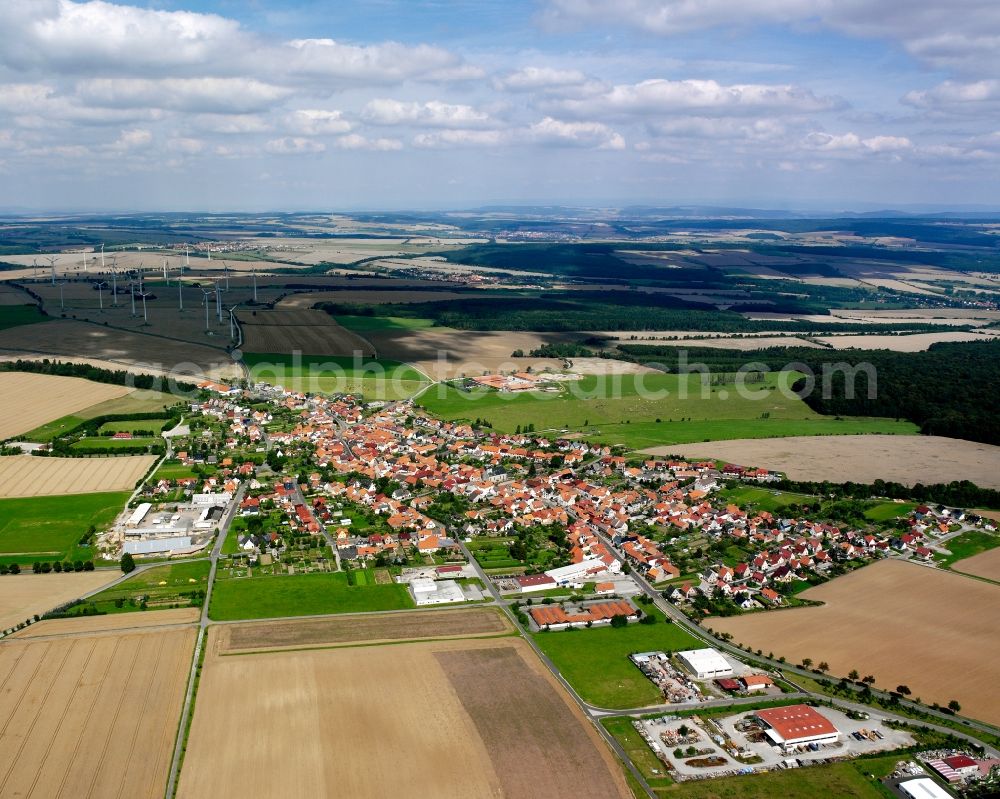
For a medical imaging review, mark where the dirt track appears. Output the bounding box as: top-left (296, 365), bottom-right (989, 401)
top-left (708, 560), bottom-right (1000, 725)
top-left (652, 434), bottom-right (1000, 489)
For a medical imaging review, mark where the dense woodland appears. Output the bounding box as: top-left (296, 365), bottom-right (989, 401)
top-left (617, 340), bottom-right (1000, 445)
top-left (0, 358), bottom-right (197, 393)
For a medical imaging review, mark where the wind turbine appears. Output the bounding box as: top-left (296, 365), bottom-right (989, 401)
top-left (32, 258), bottom-right (38, 280)
top-left (100, 243), bottom-right (105, 271)
top-left (227, 304), bottom-right (239, 340)
top-left (252, 269), bottom-right (258, 303)
top-left (110, 255), bottom-right (119, 306)
top-left (81, 251), bottom-right (88, 274)
top-left (162, 258), bottom-right (168, 281)
top-left (45, 256), bottom-right (57, 285)
top-left (130, 280), bottom-right (136, 317)
top-left (178, 280), bottom-right (184, 311)
top-left (223, 261), bottom-right (230, 291)
top-left (137, 289), bottom-right (151, 323)
top-left (94, 280), bottom-right (107, 310)
top-left (201, 287), bottom-right (215, 332)
top-left (214, 280), bottom-right (223, 323)
top-left (185, 245), bottom-right (190, 268)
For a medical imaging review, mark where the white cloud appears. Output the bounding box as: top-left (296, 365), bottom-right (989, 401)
top-left (803, 131), bottom-right (913, 153)
top-left (493, 66), bottom-right (589, 92)
top-left (333, 134), bottom-right (403, 151)
top-left (553, 78), bottom-right (841, 118)
top-left (544, 0), bottom-right (1000, 74)
top-left (264, 136), bottom-right (325, 155)
top-left (362, 99), bottom-right (491, 127)
top-left (527, 117), bottom-right (625, 149)
top-left (649, 117), bottom-right (788, 140)
top-left (413, 129), bottom-right (508, 148)
top-left (166, 136), bottom-right (204, 154)
top-left (287, 109), bottom-right (352, 135)
top-left (903, 80), bottom-right (1000, 113)
top-left (75, 78), bottom-right (292, 114)
top-left (109, 127), bottom-right (152, 151)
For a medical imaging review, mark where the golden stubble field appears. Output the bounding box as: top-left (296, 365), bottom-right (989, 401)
top-left (708, 560), bottom-right (1000, 724)
top-left (654, 434), bottom-right (1000, 489)
top-left (11, 607), bottom-right (200, 639)
top-left (178, 634), bottom-right (630, 799)
top-left (0, 454), bottom-right (156, 498)
top-left (0, 572), bottom-right (118, 631)
top-left (0, 625), bottom-right (195, 798)
top-left (0, 372), bottom-right (130, 440)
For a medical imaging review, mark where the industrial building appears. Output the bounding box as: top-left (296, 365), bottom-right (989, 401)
top-left (409, 578), bottom-right (466, 606)
top-left (544, 558), bottom-right (611, 586)
top-left (754, 705), bottom-right (840, 750)
top-left (677, 648), bottom-right (734, 679)
top-left (898, 777), bottom-right (955, 799)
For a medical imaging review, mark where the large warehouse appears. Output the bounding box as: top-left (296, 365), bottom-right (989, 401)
top-left (898, 777), bottom-right (955, 799)
top-left (677, 648), bottom-right (734, 679)
top-left (754, 705), bottom-right (840, 750)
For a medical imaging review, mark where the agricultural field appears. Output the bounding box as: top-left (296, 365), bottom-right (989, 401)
top-left (23, 388), bottom-right (180, 442)
top-left (178, 636), bottom-right (630, 799)
top-left (208, 571), bottom-right (415, 620)
top-left (238, 309), bottom-right (375, 356)
top-left (0, 371), bottom-right (130, 440)
top-left (0, 304), bottom-right (46, 331)
top-left (953, 547), bottom-right (1000, 582)
top-left (13, 607), bottom-right (200, 638)
top-left (70, 435), bottom-right (161, 451)
top-left (0, 626), bottom-right (195, 798)
top-left (153, 459), bottom-right (204, 481)
top-left (0, 454), bottom-right (156, 498)
top-left (0, 571), bottom-right (117, 630)
top-left (708, 560), bottom-right (1000, 724)
top-left (0, 320), bottom-right (238, 382)
top-left (97, 417), bottom-right (170, 434)
top-left (243, 351), bottom-right (428, 399)
top-left (0, 491), bottom-right (129, 565)
top-left (665, 759), bottom-right (891, 799)
top-left (0, 285), bottom-right (34, 305)
top-left (531, 609), bottom-right (703, 708)
top-left (66, 560), bottom-right (211, 615)
top-left (656, 435), bottom-right (1000, 489)
top-left (717, 486), bottom-right (818, 513)
top-left (937, 531), bottom-right (1000, 571)
top-left (217, 606), bottom-right (512, 653)
top-left (419, 372), bottom-right (914, 445)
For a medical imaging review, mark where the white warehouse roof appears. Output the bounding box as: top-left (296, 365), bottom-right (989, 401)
top-left (677, 648), bottom-right (734, 677)
top-left (123, 536), bottom-right (192, 555)
top-left (899, 778), bottom-right (954, 799)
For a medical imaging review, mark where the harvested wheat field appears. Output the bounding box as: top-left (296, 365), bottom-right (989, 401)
top-left (0, 572), bottom-right (118, 633)
top-left (218, 606), bottom-right (512, 653)
top-left (652, 434), bottom-right (1000, 489)
top-left (277, 289), bottom-right (488, 308)
top-left (0, 626), bottom-right (194, 797)
top-left (708, 560), bottom-right (1000, 724)
top-left (0, 454), bottom-right (156, 498)
top-left (12, 607), bottom-right (200, 639)
top-left (953, 548), bottom-right (1000, 582)
top-left (0, 285), bottom-right (33, 305)
top-left (0, 372), bottom-right (129, 440)
top-left (815, 330), bottom-right (999, 351)
top-left (178, 636), bottom-right (629, 799)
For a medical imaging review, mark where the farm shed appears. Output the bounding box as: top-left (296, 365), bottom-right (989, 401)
top-left (754, 705), bottom-right (840, 750)
top-left (677, 648), bottom-right (734, 679)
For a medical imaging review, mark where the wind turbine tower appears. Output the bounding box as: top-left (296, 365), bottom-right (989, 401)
top-left (100, 243), bottom-right (105, 271)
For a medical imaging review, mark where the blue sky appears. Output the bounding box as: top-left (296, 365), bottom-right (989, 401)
top-left (1, 0), bottom-right (998, 211)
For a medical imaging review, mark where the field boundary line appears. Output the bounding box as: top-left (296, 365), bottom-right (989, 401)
top-left (216, 628), bottom-right (520, 658)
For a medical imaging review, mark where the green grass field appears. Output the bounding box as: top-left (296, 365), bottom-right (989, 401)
top-left (863, 501), bottom-right (917, 522)
top-left (531, 610), bottom-right (702, 708)
top-left (153, 459), bottom-right (204, 481)
top-left (334, 315), bottom-right (434, 332)
top-left (937, 530), bottom-right (1000, 569)
top-left (664, 760), bottom-right (890, 799)
top-left (0, 304), bottom-right (46, 331)
top-left (418, 373), bottom-right (917, 447)
top-left (74, 560), bottom-right (211, 614)
top-left (70, 436), bottom-right (161, 450)
top-left (97, 417), bottom-right (170, 434)
top-left (718, 486), bottom-right (818, 512)
top-left (0, 491), bottom-right (129, 564)
top-left (23, 390), bottom-right (180, 442)
top-left (243, 351), bottom-right (428, 399)
top-left (209, 571), bottom-right (415, 620)
top-left (601, 717), bottom-right (674, 791)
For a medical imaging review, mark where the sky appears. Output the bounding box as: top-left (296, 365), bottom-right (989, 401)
top-left (2, 0), bottom-right (1000, 212)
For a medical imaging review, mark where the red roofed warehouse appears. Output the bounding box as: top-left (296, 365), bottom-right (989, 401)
top-left (754, 705), bottom-right (840, 750)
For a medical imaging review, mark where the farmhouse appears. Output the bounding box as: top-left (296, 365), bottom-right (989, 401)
top-left (754, 705), bottom-right (840, 750)
top-left (677, 648), bottom-right (734, 679)
top-left (529, 599), bottom-right (638, 630)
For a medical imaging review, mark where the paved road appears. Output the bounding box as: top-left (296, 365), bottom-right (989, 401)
top-left (164, 483), bottom-right (245, 799)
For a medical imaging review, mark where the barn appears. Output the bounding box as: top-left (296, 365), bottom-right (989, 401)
top-left (754, 705), bottom-right (840, 750)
